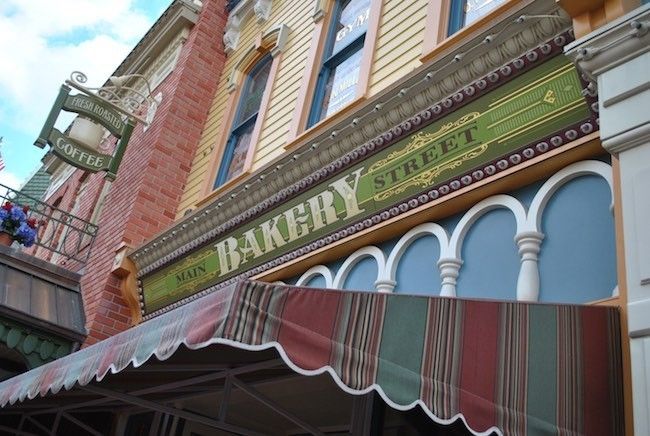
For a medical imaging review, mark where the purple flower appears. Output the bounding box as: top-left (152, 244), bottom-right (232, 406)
top-left (10, 206), bottom-right (26, 222)
top-left (16, 222), bottom-right (36, 247)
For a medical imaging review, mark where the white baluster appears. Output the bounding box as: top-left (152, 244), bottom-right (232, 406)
top-left (515, 231), bottom-right (544, 301)
top-left (374, 279), bottom-right (396, 293)
top-left (437, 258), bottom-right (463, 297)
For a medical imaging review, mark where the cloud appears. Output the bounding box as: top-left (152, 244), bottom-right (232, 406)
top-left (0, 170), bottom-right (22, 191)
top-left (0, 0), bottom-right (156, 136)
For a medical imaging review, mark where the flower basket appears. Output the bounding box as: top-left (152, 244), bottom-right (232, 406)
top-left (0, 201), bottom-right (38, 247)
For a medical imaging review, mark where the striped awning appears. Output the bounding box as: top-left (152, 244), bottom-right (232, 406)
top-left (0, 281), bottom-right (623, 435)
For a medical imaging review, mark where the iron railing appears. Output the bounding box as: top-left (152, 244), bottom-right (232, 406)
top-left (0, 183), bottom-right (98, 265)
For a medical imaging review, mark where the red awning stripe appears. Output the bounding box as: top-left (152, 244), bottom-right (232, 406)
top-left (0, 281), bottom-right (623, 436)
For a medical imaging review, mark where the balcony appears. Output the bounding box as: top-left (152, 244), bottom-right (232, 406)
top-left (0, 184), bottom-right (94, 379)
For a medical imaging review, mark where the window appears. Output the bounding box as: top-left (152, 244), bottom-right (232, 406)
top-left (448, 0), bottom-right (507, 35)
top-left (308, 0), bottom-right (371, 126)
top-left (214, 54), bottom-right (272, 188)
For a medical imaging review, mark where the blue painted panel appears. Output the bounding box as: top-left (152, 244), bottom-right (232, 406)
top-left (304, 274), bottom-right (327, 289)
top-left (538, 176), bottom-right (616, 303)
top-left (511, 180), bottom-right (545, 208)
top-left (342, 256), bottom-right (378, 291)
top-left (394, 235), bottom-right (442, 295)
top-left (456, 209), bottom-right (519, 300)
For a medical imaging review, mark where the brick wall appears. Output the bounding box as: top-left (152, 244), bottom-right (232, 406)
top-left (36, 0), bottom-right (228, 345)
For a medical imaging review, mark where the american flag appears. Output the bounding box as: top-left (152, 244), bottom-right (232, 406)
top-left (0, 137), bottom-right (4, 172)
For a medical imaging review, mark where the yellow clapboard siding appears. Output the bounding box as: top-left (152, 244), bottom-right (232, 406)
top-left (373, 25), bottom-right (425, 68)
top-left (380, 0), bottom-right (426, 28)
top-left (368, 0), bottom-right (426, 97)
top-left (369, 58), bottom-right (422, 95)
top-left (372, 46), bottom-right (423, 82)
top-left (178, 0), bottom-right (315, 211)
top-left (179, 0), bottom-right (432, 213)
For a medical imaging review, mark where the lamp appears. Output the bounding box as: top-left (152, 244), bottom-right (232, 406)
top-left (68, 117), bottom-right (105, 150)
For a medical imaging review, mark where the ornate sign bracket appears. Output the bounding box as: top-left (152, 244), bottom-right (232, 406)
top-left (34, 72), bottom-right (159, 180)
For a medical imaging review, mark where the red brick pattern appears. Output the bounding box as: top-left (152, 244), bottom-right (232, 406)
top-left (36, 0), bottom-right (228, 346)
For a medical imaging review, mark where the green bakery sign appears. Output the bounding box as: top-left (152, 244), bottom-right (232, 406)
top-left (35, 85), bottom-right (135, 180)
top-left (142, 55), bottom-right (591, 313)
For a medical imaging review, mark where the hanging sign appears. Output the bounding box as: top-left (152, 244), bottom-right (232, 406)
top-left (62, 94), bottom-right (126, 136)
top-left (141, 54), bottom-right (591, 314)
top-left (47, 129), bottom-right (112, 172)
top-left (35, 85), bottom-right (135, 180)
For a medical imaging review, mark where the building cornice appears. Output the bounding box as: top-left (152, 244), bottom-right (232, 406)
top-left (565, 4), bottom-right (650, 79)
top-left (110, 0), bottom-right (201, 80)
top-left (565, 4), bottom-right (650, 154)
top-left (131, 2), bottom-right (572, 278)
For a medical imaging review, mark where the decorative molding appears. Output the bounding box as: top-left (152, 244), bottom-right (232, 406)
top-left (254, 0), bottom-right (272, 22)
top-left (134, 22), bottom-right (575, 277)
top-left (312, 0), bottom-right (328, 22)
top-left (114, 0), bottom-right (200, 79)
top-left (227, 24), bottom-right (291, 92)
top-left (449, 194), bottom-right (527, 259)
top-left (224, 14), bottom-right (243, 53)
top-left (141, 159), bottom-right (614, 319)
top-left (143, 27), bottom-right (190, 92)
top-left (0, 318), bottom-right (72, 369)
top-left (564, 4), bottom-right (650, 80)
top-left (296, 265), bottom-right (334, 288)
top-left (144, 92), bottom-right (164, 131)
top-left (133, 26), bottom-right (599, 319)
top-left (224, 0), bottom-right (274, 53)
top-left (514, 231), bottom-right (544, 302)
top-left (331, 246), bottom-right (386, 290)
top-left (437, 258), bottom-right (463, 297)
top-left (526, 159), bottom-right (613, 232)
top-left (385, 222), bottom-right (451, 291)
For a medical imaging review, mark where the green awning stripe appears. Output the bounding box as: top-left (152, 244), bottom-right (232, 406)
top-left (527, 304), bottom-right (558, 434)
top-left (376, 295), bottom-right (428, 405)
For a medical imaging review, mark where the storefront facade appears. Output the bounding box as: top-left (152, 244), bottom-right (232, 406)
top-left (2, 0), bottom-right (648, 434)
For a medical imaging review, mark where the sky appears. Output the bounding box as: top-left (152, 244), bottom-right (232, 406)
top-left (0, 0), bottom-right (171, 190)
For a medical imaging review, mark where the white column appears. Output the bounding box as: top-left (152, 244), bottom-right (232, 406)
top-left (566, 6), bottom-right (650, 434)
top-left (374, 279), bottom-right (396, 293)
top-left (515, 231), bottom-right (544, 301)
top-left (437, 258), bottom-right (463, 297)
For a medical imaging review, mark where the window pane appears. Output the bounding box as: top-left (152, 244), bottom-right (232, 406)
top-left (320, 49), bottom-right (362, 120)
top-left (225, 122), bottom-right (255, 181)
top-left (237, 59), bottom-right (272, 123)
top-left (332, 0), bottom-right (370, 55)
top-left (463, 0), bottom-right (506, 27)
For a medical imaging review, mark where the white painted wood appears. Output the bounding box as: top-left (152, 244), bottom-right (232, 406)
top-left (449, 194), bottom-right (527, 259)
top-left (514, 231), bottom-right (544, 301)
top-left (565, 7), bottom-right (650, 435)
top-left (332, 246), bottom-right (387, 291)
top-left (295, 265), bottom-right (334, 288)
top-left (437, 258), bottom-right (463, 297)
top-left (526, 160), bottom-right (613, 233)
